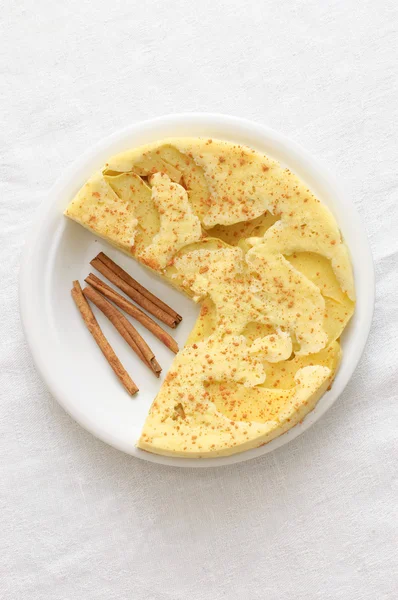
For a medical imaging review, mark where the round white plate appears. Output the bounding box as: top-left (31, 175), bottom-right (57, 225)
top-left (20, 114), bottom-right (375, 467)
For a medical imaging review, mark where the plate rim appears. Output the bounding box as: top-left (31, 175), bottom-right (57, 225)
top-left (19, 113), bottom-right (375, 468)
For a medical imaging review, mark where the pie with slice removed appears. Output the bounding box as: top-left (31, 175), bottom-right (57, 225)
top-left (65, 138), bottom-right (355, 457)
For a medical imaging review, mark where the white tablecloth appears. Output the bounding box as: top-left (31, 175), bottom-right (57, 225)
top-left (1, 1), bottom-right (397, 598)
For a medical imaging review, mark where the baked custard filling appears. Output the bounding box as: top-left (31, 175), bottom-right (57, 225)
top-left (65, 138), bottom-right (355, 457)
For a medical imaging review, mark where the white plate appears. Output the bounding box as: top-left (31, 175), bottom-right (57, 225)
top-left (19, 114), bottom-right (375, 467)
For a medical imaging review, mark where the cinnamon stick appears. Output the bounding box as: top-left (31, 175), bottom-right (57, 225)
top-left (85, 274), bottom-right (179, 354)
top-left (83, 285), bottom-right (161, 377)
top-left (96, 252), bottom-right (182, 323)
top-left (90, 255), bottom-right (179, 328)
top-left (71, 281), bottom-right (138, 395)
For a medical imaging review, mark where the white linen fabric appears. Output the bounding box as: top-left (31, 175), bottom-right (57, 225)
top-left (1, 1), bottom-right (397, 599)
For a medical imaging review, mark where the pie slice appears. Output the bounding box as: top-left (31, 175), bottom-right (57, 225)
top-left (65, 137), bottom-right (355, 458)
